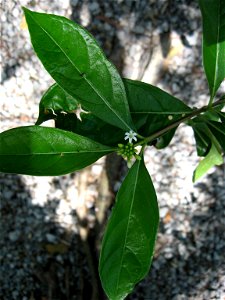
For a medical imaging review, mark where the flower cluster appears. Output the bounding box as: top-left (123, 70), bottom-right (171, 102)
top-left (117, 131), bottom-right (141, 167)
top-left (117, 143), bottom-right (141, 168)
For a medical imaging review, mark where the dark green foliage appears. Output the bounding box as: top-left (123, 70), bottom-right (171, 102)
top-left (23, 7), bottom-right (134, 131)
top-left (0, 3), bottom-right (224, 299)
top-left (199, 0), bottom-right (225, 100)
top-left (0, 126), bottom-right (113, 176)
top-left (36, 83), bottom-right (79, 125)
top-left (99, 158), bottom-right (159, 300)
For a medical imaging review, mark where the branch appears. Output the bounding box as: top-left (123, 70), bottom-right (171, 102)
top-left (137, 97), bottom-right (225, 146)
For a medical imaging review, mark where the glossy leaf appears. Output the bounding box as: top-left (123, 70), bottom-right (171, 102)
top-left (35, 83), bottom-right (145, 147)
top-left (193, 143), bottom-right (223, 182)
top-left (0, 126), bottom-right (113, 176)
top-left (99, 158), bottom-right (159, 300)
top-left (55, 113), bottom-right (125, 146)
top-left (36, 84), bottom-right (125, 146)
top-left (124, 79), bottom-right (192, 115)
top-left (199, 0), bottom-right (225, 100)
top-left (132, 112), bottom-right (176, 138)
top-left (124, 79), bottom-right (192, 147)
top-left (207, 120), bottom-right (225, 152)
top-left (36, 83), bottom-right (79, 125)
top-left (23, 8), bottom-right (134, 131)
top-left (35, 83), bottom-right (125, 145)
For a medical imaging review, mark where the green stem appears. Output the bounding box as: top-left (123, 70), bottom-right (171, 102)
top-left (135, 97), bottom-right (225, 147)
top-left (208, 96), bottom-right (214, 107)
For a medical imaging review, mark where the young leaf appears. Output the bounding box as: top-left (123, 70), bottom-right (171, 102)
top-left (193, 143), bottom-right (223, 182)
top-left (199, 0), bottom-right (225, 101)
top-left (99, 158), bottom-right (159, 300)
top-left (23, 8), bottom-right (134, 131)
top-left (36, 83), bottom-right (79, 125)
top-left (123, 79), bottom-right (192, 147)
top-left (0, 126), bottom-right (113, 176)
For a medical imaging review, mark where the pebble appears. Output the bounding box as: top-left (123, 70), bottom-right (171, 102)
top-left (89, 2), bottom-right (100, 13)
top-left (9, 231), bottom-right (20, 242)
top-left (159, 207), bottom-right (169, 218)
top-left (46, 233), bottom-right (57, 243)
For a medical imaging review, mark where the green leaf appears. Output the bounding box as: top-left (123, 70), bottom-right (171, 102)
top-left (217, 111), bottom-right (225, 123)
top-left (193, 143), bottom-right (223, 182)
top-left (36, 84), bottom-right (125, 146)
top-left (99, 158), bottom-right (159, 300)
top-left (124, 79), bottom-right (192, 147)
top-left (0, 126), bottom-right (113, 176)
top-left (192, 122), bottom-right (212, 156)
top-left (124, 79), bottom-right (192, 115)
top-left (207, 120), bottom-right (225, 152)
top-left (36, 83), bottom-right (79, 125)
top-left (154, 127), bottom-right (177, 149)
top-left (23, 8), bottom-right (134, 131)
top-left (199, 0), bottom-right (225, 100)
top-left (203, 109), bottom-right (220, 122)
top-left (214, 96), bottom-right (225, 113)
top-left (55, 112), bottom-right (125, 146)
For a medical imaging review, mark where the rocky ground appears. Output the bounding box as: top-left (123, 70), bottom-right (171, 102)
top-left (1, 1), bottom-right (225, 299)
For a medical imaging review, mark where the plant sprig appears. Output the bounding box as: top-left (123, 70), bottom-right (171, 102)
top-left (0, 2), bottom-right (224, 299)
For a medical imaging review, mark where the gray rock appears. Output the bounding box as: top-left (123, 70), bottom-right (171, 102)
top-left (46, 233), bottom-right (57, 243)
top-left (9, 231), bottom-right (20, 242)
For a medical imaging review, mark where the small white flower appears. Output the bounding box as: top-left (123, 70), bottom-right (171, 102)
top-left (124, 130), bottom-right (138, 144)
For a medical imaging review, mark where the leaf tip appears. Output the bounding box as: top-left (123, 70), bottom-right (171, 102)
top-left (22, 6), bottom-right (29, 14)
top-left (22, 6), bottom-right (35, 19)
top-left (192, 172), bottom-right (197, 183)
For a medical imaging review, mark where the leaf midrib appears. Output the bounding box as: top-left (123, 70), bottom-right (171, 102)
top-left (115, 160), bottom-right (141, 295)
top-left (27, 10), bottom-right (131, 131)
top-left (1, 149), bottom-right (113, 156)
